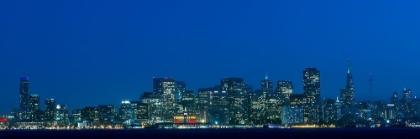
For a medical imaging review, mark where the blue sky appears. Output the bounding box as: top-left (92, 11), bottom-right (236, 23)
top-left (1, 0), bottom-right (420, 114)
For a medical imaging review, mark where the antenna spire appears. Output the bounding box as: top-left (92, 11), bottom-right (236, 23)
top-left (265, 72), bottom-right (268, 80)
top-left (347, 59), bottom-right (351, 74)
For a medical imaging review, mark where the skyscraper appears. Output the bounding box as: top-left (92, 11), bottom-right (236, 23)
top-left (130, 101), bottom-right (139, 120)
top-left (342, 60), bottom-right (355, 108)
top-left (261, 74), bottom-right (273, 94)
top-left (198, 88), bottom-right (212, 107)
top-left (401, 88), bottom-right (412, 118)
top-left (209, 87), bottom-right (229, 125)
top-left (221, 77), bottom-right (245, 106)
top-left (197, 87), bottom-right (213, 123)
top-left (140, 92), bottom-right (163, 123)
top-left (55, 104), bottom-right (69, 126)
top-left (180, 90), bottom-right (196, 112)
top-left (276, 80), bottom-right (293, 106)
top-left (303, 68), bottom-right (320, 103)
top-left (72, 109), bottom-right (82, 124)
top-left (81, 106), bottom-right (97, 123)
top-left (153, 77), bottom-right (177, 122)
top-left (303, 67), bottom-right (321, 123)
top-left (119, 100), bottom-right (133, 121)
top-left (19, 76), bottom-right (30, 119)
top-left (28, 94), bottom-right (40, 120)
top-left (98, 105), bottom-right (117, 125)
top-left (221, 77), bottom-right (247, 124)
top-left (402, 88), bottom-right (411, 102)
top-left (45, 98), bottom-right (56, 122)
top-left (323, 98), bottom-right (340, 123)
top-left (137, 103), bottom-right (148, 121)
top-left (260, 74), bottom-right (274, 119)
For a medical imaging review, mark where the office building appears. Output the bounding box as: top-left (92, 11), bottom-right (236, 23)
top-left (81, 107), bottom-right (97, 122)
top-left (119, 100), bottom-right (134, 121)
top-left (130, 101), bottom-right (139, 120)
top-left (303, 67), bottom-right (321, 123)
top-left (276, 80), bottom-right (293, 106)
top-left (281, 106), bottom-right (304, 125)
top-left (141, 92), bottom-right (163, 123)
top-left (153, 77), bottom-right (177, 122)
top-left (98, 105), bottom-right (117, 125)
top-left (197, 87), bottom-right (213, 123)
top-left (209, 89), bottom-right (230, 125)
top-left (261, 74), bottom-right (273, 94)
top-left (323, 98), bottom-right (341, 123)
top-left (401, 88), bottom-right (412, 118)
top-left (55, 104), bottom-right (69, 126)
top-left (28, 94), bottom-right (40, 120)
top-left (180, 90), bottom-right (196, 113)
top-left (45, 98), bottom-right (56, 122)
top-left (19, 77), bottom-right (30, 119)
top-left (221, 77), bottom-right (247, 124)
top-left (72, 109), bottom-right (82, 124)
top-left (137, 103), bottom-right (148, 121)
top-left (356, 102), bottom-right (372, 121)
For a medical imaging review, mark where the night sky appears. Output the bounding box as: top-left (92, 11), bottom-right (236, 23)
top-left (1, 0), bottom-right (420, 114)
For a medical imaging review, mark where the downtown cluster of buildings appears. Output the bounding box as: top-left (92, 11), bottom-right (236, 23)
top-left (2, 60), bottom-right (420, 129)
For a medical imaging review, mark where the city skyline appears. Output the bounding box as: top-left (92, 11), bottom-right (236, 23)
top-left (2, 60), bottom-right (418, 115)
top-left (5, 62), bottom-right (420, 129)
top-left (1, 0), bottom-right (420, 116)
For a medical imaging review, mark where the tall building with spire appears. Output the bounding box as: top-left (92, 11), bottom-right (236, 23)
top-left (342, 60), bottom-right (355, 109)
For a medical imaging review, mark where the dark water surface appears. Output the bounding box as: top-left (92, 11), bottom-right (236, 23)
top-left (1, 128), bottom-right (419, 139)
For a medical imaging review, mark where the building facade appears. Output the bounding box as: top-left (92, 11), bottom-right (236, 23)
top-left (303, 67), bottom-right (321, 123)
top-left (45, 98), bottom-right (56, 122)
top-left (28, 94), bottom-right (40, 121)
top-left (19, 77), bottom-right (30, 120)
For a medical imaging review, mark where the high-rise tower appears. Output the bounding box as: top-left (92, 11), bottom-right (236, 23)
top-left (29, 94), bottom-right (40, 120)
top-left (152, 77), bottom-right (177, 122)
top-left (45, 98), bottom-right (56, 121)
top-left (221, 77), bottom-right (245, 102)
top-left (401, 88), bottom-right (412, 117)
top-left (221, 77), bottom-right (246, 124)
top-left (261, 73), bottom-right (273, 94)
top-left (303, 67), bottom-right (321, 123)
top-left (276, 80), bottom-right (293, 106)
top-left (19, 76), bottom-right (30, 119)
top-left (343, 60), bottom-right (355, 108)
top-left (303, 68), bottom-right (320, 104)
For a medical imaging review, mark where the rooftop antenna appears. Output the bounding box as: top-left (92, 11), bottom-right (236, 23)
top-left (348, 59), bottom-right (351, 74)
top-left (265, 72), bottom-right (268, 80)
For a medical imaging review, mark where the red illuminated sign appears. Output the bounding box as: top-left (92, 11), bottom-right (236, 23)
top-left (0, 118), bottom-right (7, 123)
